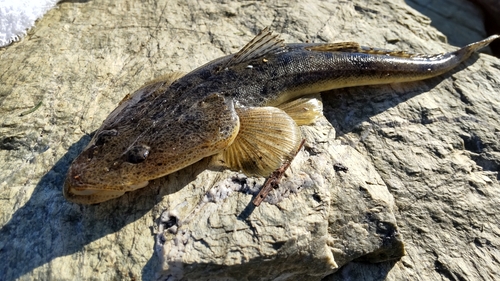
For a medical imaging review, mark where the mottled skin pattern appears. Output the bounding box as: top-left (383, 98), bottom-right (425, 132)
top-left (64, 28), bottom-right (499, 204)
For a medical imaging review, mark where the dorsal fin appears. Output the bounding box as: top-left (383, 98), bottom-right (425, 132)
top-left (305, 42), bottom-right (361, 52)
top-left (357, 47), bottom-right (453, 60)
top-left (306, 42), bottom-right (453, 59)
top-left (221, 27), bottom-right (285, 70)
top-left (306, 42), bottom-right (421, 58)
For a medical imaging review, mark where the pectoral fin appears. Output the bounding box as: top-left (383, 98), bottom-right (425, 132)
top-left (221, 107), bottom-right (302, 176)
top-left (276, 97), bottom-right (323, 126)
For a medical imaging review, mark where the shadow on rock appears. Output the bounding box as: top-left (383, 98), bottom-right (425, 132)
top-left (0, 133), bottom-right (194, 281)
top-left (322, 63), bottom-right (476, 140)
top-left (323, 260), bottom-right (399, 281)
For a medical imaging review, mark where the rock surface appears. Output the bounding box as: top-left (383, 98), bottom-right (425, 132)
top-left (0, 0), bottom-right (499, 281)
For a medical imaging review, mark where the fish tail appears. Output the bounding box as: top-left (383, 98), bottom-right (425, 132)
top-left (454, 34), bottom-right (499, 62)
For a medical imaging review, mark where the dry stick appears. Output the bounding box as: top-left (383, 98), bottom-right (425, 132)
top-left (252, 139), bottom-right (306, 206)
top-left (19, 100), bottom-right (43, 117)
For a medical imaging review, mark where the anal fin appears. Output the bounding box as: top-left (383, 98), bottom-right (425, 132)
top-left (276, 96), bottom-right (323, 126)
top-left (220, 107), bottom-right (301, 176)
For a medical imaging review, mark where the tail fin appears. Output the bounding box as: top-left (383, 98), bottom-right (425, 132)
top-left (455, 35), bottom-right (499, 62)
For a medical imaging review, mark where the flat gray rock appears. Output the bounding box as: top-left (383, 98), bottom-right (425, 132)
top-left (0, 0), bottom-right (498, 281)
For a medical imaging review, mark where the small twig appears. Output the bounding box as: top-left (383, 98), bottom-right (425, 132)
top-left (19, 100), bottom-right (43, 117)
top-left (253, 139), bottom-right (305, 206)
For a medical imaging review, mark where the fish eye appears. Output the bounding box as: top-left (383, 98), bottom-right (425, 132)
top-left (126, 144), bottom-right (150, 164)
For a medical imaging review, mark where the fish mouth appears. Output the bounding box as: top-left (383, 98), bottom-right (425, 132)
top-left (62, 170), bottom-right (150, 204)
top-left (63, 174), bottom-right (100, 197)
top-left (62, 176), bottom-right (127, 204)
top-left (63, 160), bottom-right (114, 196)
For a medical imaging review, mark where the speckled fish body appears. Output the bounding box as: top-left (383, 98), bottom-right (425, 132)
top-left (64, 28), bottom-right (499, 204)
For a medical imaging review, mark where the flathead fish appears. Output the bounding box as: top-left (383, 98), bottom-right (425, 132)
top-left (64, 28), bottom-right (499, 204)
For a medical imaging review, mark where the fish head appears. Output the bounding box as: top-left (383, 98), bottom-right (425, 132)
top-left (64, 81), bottom-right (240, 204)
